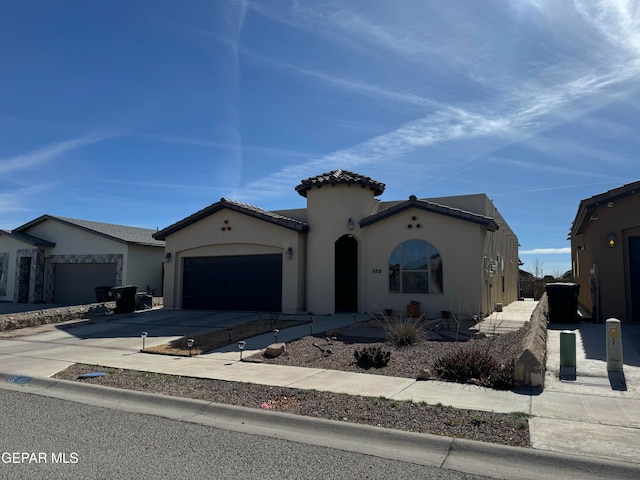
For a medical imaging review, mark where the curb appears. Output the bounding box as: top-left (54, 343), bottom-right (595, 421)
top-left (2, 373), bottom-right (640, 479)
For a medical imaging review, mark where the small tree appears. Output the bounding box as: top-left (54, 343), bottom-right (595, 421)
top-left (533, 258), bottom-right (544, 279)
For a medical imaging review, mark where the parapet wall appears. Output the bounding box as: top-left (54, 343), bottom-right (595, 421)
top-left (513, 294), bottom-right (548, 388)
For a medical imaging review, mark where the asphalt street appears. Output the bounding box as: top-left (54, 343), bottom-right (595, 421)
top-left (0, 389), bottom-right (491, 480)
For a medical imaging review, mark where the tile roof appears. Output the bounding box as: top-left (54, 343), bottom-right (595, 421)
top-left (153, 198), bottom-right (309, 240)
top-left (295, 169), bottom-right (385, 197)
top-left (571, 179), bottom-right (640, 236)
top-left (0, 229), bottom-right (56, 247)
top-left (16, 215), bottom-right (164, 247)
top-left (359, 195), bottom-right (499, 231)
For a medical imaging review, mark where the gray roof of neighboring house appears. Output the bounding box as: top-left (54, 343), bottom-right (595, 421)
top-left (153, 198), bottom-right (309, 240)
top-left (359, 195), bottom-right (499, 231)
top-left (295, 169), bottom-right (386, 197)
top-left (571, 179), bottom-right (640, 236)
top-left (0, 229), bottom-right (56, 247)
top-left (15, 215), bottom-right (165, 247)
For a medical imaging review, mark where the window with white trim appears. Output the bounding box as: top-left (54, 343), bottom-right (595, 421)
top-left (389, 240), bottom-right (443, 294)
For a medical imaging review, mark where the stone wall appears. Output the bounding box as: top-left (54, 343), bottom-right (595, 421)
top-left (513, 294), bottom-right (548, 388)
top-left (0, 297), bottom-right (163, 332)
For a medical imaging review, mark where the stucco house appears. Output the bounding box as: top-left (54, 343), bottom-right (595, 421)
top-left (570, 180), bottom-right (640, 322)
top-left (154, 170), bottom-right (519, 317)
top-left (0, 215), bottom-right (165, 305)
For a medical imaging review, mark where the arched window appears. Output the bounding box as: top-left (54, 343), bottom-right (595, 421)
top-left (389, 240), bottom-right (442, 294)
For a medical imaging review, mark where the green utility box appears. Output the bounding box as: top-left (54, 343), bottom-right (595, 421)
top-left (559, 330), bottom-right (576, 380)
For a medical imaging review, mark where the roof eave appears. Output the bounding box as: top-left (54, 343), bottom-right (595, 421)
top-left (360, 197), bottom-right (498, 231)
top-left (154, 199), bottom-right (308, 240)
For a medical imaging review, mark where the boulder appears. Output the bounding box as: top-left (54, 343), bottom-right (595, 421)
top-left (264, 343), bottom-right (286, 358)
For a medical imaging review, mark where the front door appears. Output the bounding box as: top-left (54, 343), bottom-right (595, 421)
top-left (335, 235), bottom-right (358, 312)
top-left (17, 257), bottom-right (31, 303)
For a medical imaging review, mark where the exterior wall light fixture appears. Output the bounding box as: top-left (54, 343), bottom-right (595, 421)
top-left (347, 218), bottom-right (355, 230)
top-left (286, 247), bottom-right (293, 259)
top-left (164, 252), bottom-right (171, 262)
top-left (608, 233), bottom-right (616, 248)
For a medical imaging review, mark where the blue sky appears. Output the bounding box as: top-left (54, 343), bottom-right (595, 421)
top-left (1, 1), bottom-right (639, 277)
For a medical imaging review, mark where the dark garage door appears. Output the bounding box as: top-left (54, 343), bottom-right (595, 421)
top-left (182, 254), bottom-right (282, 311)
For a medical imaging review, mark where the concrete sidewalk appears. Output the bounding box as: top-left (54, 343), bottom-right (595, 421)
top-left (2, 302), bottom-right (640, 466)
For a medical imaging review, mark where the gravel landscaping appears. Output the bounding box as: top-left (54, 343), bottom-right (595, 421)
top-left (53, 317), bottom-right (531, 447)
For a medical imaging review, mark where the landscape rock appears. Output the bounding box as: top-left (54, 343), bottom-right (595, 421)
top-left (264, 343), bottom-right (286, 358)
top-left (416, 368), bottom-right (432, 381)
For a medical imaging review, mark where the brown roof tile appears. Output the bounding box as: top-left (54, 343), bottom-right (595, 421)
top-left (154, 198), bottom-right (309, 240)
top-left (295, 169), bottom-right (385, 197)
top-left (360, 195), bottom-right (499, 231)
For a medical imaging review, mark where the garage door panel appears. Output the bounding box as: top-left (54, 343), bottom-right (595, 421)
top-left (54, 263), bottom-right (117, 305)
top-left (182, 254), bottom-right (282, 311)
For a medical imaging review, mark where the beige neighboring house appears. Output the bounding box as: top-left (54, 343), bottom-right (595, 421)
top-left (570, 180), bottom-right (640, 322)
top-left (155, 170), bottom-right (519, 317)
top-left (0, 215), bottom-right (165, 305)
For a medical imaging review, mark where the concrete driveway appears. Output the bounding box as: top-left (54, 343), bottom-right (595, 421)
top-left (0, 308), bottom-right (274, 377)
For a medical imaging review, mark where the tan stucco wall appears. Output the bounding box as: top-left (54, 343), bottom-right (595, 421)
top-left (304, 186), bottom-right (380, 314)
top-left (572, 192), bottom-right (640, 322)
top-left (162, 209), bottom-right (304, 313)
top-left (480, 216), bottom-right (520, 315)
top-left (25, 222), bottom-right (128, 256)
top-left (125, 244), bottom-right (164, 295)
top-left (0, 236), bottom-right (28, 301)
top-left (360, 207), bottom-right (486, 317)
top-left (425, 193), bottom-right (492, 216)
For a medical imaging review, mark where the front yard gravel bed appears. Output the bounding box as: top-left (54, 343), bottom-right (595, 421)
top-left (53, 319), bottom-right (532, 447)
top-left (256, 323), bottom-right (529, 381)
top-left (54, 362), bottom-right (530, 447)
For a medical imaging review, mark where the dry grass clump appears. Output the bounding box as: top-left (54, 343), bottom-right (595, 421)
top-left (433, 341), bottom-right (515, 390)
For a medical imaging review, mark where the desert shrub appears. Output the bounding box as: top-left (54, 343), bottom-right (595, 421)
top-left (433, 345), bottom-right (514, 390)
top-left (354, 346), bottom-right (391, 369)
top-left (381, 317), bottom-right (425, 346)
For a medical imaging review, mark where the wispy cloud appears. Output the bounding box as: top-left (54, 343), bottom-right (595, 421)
top-left (243, 48), bottom-right (440, 108)
top-left (489, 180), bottom-right (627, 198)
top-left (520, 248), bottom-right (571, 255)
top-left (0, 131), bottom-right (116, 175)
top-left (238, 1), bottom-right (640, 201)
top-left (0, 184), bottom-right (56, 228)
top-left (135, 132), bottom-right (317, 160)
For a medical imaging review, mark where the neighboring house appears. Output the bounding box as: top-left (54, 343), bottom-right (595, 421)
top-left (0, 215), bottom-right (165, 305)
top-left (154, 169), bottom-right (519, 317)
top-left (519, 269), bottom-right (535, 299)
top-left (570, 180), bottom-right (640, 323)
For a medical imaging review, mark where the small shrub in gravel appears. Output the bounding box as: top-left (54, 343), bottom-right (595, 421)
top-left (379, 316), bottom-right (425, 346)
top-left (433, 344), bottom-right (514, 390)
top-left (354, 346), bottom-right (391, 369)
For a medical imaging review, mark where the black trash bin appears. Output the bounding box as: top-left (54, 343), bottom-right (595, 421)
top-left (545, 282), bottom-right (580, 323)
top-left (111, 285), bottom-right (138, 313)
top-left (94, 286), bottom-right (114, 302)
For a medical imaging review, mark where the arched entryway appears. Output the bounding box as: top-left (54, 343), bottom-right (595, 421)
top-left (335, 235), bottom-right (358, 312)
